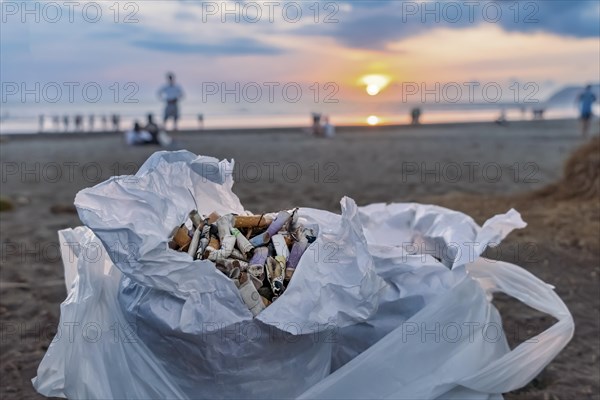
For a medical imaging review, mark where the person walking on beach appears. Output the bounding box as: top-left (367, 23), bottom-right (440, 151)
top-left (311, 112), bottom-right (322, 136)
top-left (112, 114), bottom-right (120, 132)
top-left (158, 72), bottom-right (184, 131)
top-left (101, 115), bottom-right (108, 131)
top-left (38, 114), bottom-right (44, 132)
top-left (63, 115), bottom-right (69, 132)
top-left (578, 84), bottom-right (597, 138)
top-left (323, 115), bottom-right (336, 138)
top-left (52, 115), bottom-right (60, 131)
top-left (74, 115), bottom-right (83, 132)
top-left (88, 114), bottom-right (95, 132)
top-left (410, 108), bottom-right (422, 125)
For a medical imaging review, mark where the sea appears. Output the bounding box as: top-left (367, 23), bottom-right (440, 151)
top-left (0, 100), bottom-right (586, 135)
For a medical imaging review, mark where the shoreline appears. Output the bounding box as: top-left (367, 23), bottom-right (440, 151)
top-left (0, 117), bottom-right (583, 140)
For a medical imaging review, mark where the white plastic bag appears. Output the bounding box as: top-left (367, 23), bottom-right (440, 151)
top-left (33, 151), bottom-right (573, 399)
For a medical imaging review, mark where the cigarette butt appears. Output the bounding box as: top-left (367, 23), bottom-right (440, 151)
top-left (187, 227), bottom-right (202, 257)
top-left (217, 258), bottom-right (240, 271)
top-left (196, 224), bottom-right (211, 259)
top-left (197, 237), bottom-right (209, 259)
top-left (238, 279), bottom-right (265, 317)
top-left (249, 232), bottom-right (270, 247)
top-left (248, 264), bottom-right (264, 281)
top-left (234, 215), bottom-right (273, 229)
top-left (271, 234), bottom-right (290, 260)
top-left (287, 240), bottom-right (308, 270)
top-left (230, 248), bottom-right (248, 262)
top-left (285, 267), bottom-right (295, 281)
top-left (289, 208), bottom-right (299, 232)
top-left (216, 214), bottom-right (235, 241)
top-left (229, 266), bottom-right (241, 280)
top-left (189, 210), bottom-right (204, 229)
top-left (283, 234), bottom-right (294, 248)
top-left (266, 256), bottom-right (286, 295)
top-left (203, 235), bottom-right (221, 259)
top-left (207, 235), bottom-right (236, 262)
top-left (232, 228), bottom-right (254, 254)
top-left (249, 247), bottom-right (268, 270)
top-left (265, 256), bottom-right (275, 279)
top-left (274, 256), bottom-right (285, 277)
top-left (266, 211), bottom-right (291, 237)
top-left (174, 226), bottom-right (192, 249)
top-left (250, 275), bottom-right (262, 290)
top-left (208, 235), bottom-right (220, 250)
top-left (207, 211), bottom-right (221, 224)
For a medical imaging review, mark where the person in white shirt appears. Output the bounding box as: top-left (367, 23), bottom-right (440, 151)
top-left (125, 122), bottom-right (154, 146)
top-left (158, 72), bottom-right (184, 131)
top-left (323, 115), bottom-right (336, 138)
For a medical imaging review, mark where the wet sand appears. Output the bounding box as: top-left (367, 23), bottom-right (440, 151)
top-left (1, 118), bottom-right (598, 399)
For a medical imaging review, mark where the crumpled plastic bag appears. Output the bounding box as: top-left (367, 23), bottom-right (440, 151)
top-left (33, 150), bottom-right (574, 399)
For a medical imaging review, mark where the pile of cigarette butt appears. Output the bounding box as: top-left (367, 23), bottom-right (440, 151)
top-left (169, 209), bottom-right (315, 316)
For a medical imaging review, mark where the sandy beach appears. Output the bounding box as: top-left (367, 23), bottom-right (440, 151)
top-left (1, 118), bottom-right (598, 399)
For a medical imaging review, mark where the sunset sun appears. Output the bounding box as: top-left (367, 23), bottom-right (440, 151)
top-left (367, 115), bottom-right (380, 125)
top-left (360, 74), bottom-right (391, 96)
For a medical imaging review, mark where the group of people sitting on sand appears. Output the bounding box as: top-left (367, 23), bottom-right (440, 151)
top-left (124, 113), bottom-right (173, 146)
top-left (310, 113), bottom-right (335, 137)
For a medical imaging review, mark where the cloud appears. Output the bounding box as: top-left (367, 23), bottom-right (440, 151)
top-left (498, 0), bottom-right (600, 38)
top-left (299, 0), bottom-right (599, 50)
top-left (131, 37), bottom-right (283, 55)
top-left (82, 14), bottom-right (284, 56)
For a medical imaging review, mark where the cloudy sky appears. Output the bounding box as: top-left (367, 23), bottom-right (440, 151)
top-left (1, 0), bottom-right (599, 124)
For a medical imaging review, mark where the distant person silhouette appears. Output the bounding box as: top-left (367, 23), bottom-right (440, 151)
top-left (311, 112), bottom-right (322, 136)
top-left (38, 114), bottom-right (44, 132)
top-left (52, 115), bottom-right (60, 131)
top-left (144, 113), bottom-right (160, 145)
top-left (88, 114), bottom-right (95, 132)
top-left (63, 115), bottom-right (69, 132)
top-left (158, 72), bottom-right (184, 131)
top-left (101, 115), bottom-right (108, 131)
top-left (410, 107), bottom-right (422, 125)
top-left (112, 114), bottom-right (120, 132)
top-left (323, 115), bottom-right (336, 138)
top-left (532, 108), bottom-right (545, 120)
top-left (495, 109), bottom-right (508, 126)
top-left (198, 113), bottom-right (204, 129)
top-left (74, 115), bottom-right (83, 132)
top-left (578, 84), bottom-right (597, 138)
